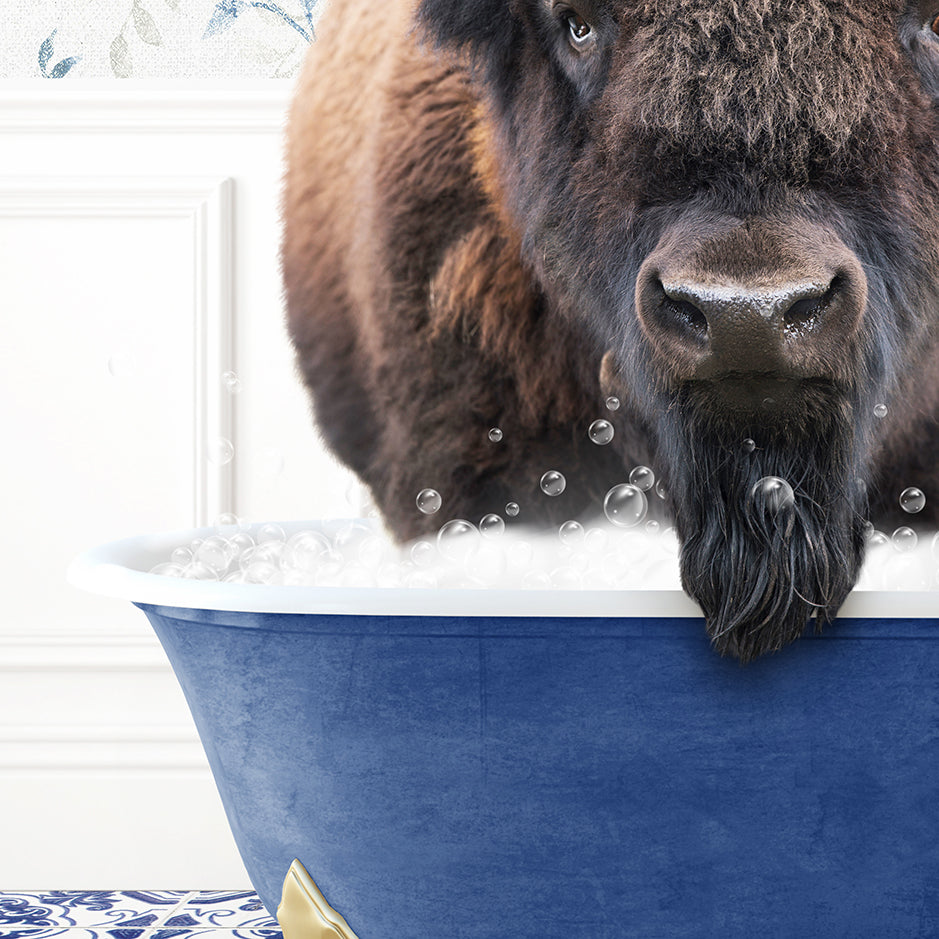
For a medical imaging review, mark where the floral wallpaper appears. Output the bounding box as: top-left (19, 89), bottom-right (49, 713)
top-left (2, 0), bottom-right (321, 79)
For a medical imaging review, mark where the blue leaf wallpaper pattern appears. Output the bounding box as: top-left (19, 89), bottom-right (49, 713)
top-left (4, 0), bottom-right (320, 79)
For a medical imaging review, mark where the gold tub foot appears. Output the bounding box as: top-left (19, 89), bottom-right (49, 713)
top-left (277, 858), bottom-right (360, 939)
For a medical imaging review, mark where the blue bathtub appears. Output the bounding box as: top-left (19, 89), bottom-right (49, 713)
top-left (70, 521), bottom-right (939, 938)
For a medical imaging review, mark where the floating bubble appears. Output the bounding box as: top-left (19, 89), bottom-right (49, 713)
top-left (603, 483), bottom-right (648, 528)
top-left (588, 419), bottom-right (615, 445)
top-left (899, 487), bottom-right (926, 514)
top-left (629, 466), bottom-right (655, 492)
top-left (750, 476), bottom-right (795, 515)
top-left (207, 437), bottom-right (234, 466)
top-left (436, 519), bottom-right (481, 562)
top-left (605, 396), bottom-right (621, 411)
top-left (892, 526), bottom-right (918, 553)
top-left (221, 370), bottom-right (242, 394)
top-left (866, 529), bottom-right (889, 548)
top-left (558, 520), bottom-right (585, 546)
top-left (488, 427), bottom-right (503, 443)
top-left (416, 488), bottom-right (442, 514)
top-left (741, 438), bottom-right (756, 454)
top-left (645, 520), bottom-right (660, 535)
top-left (214, 512), bottom-right (240, 530)
top-left (480, 513), bottom-right (505, 538)
top-left (762, 397), bottom-right (775, 410)
top-left (654, 480), bottom-right (667, 500)
top-left (170, 546), bottom-right (193, 566)
top-left (505, 502), bottom-right (520, 517)
top-left (540, 470), bottom-right (567, 497)
top-left (874, 403), bottom-right (888, 419)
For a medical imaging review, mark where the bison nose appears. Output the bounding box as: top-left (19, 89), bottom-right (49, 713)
top-left (656, 277), bottom-right (842, 375)
top-left (635, 224), bottom-right (867, 385)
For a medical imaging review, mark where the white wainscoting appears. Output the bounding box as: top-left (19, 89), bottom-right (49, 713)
top-left (0, 81), bottom-right (358, 887)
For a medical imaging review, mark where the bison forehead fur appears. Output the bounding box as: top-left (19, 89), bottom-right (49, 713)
top-left (282, 0), bottom-right (939, 661)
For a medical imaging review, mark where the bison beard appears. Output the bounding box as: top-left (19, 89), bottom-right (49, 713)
top-left (661, 396), bottom-right (868, 662)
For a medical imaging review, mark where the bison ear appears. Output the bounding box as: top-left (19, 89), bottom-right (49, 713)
top-left (416, 0), bottom-right (513, 52)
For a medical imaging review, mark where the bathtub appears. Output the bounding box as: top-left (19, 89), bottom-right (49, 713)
top-left (69, 521), bottom-right (939, 939)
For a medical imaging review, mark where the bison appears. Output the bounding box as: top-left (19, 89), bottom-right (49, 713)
top-left (282, 0), bottom-right (939, 660)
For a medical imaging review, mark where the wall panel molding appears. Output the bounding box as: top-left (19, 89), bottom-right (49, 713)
top-left (0, 175), bottom-right (235, 527)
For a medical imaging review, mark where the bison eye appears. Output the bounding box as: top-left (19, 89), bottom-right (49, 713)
top-left (565, 11), bottom-right (593, 46)
top-left (933, 12), bottom-right (939, 34)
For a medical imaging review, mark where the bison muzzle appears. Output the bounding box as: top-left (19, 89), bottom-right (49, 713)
top-left (282, 0), bottom-right (939, 661)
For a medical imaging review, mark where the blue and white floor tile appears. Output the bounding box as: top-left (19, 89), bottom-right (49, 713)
top-left (0, 891), bottom-right (281, 939)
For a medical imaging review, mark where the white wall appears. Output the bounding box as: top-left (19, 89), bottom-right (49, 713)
top-left (0, 80), bottom-right (358, 887)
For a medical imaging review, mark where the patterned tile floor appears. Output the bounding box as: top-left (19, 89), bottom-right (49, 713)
top-left (0, 891), bottom-right (282, 939)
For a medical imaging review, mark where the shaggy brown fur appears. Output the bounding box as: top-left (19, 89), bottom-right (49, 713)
top-left (283, 0), bottom-right (939, 659)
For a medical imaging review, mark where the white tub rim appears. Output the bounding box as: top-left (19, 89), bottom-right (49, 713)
top-left (67, 519), bottom-right (939, 620)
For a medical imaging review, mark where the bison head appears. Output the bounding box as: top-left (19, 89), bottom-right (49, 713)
top-left (417, 0), bottom-right (939, 659)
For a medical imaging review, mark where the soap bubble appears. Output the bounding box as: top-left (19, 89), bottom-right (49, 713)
top-left (416, 488), bottom-right (442, 514)
top-left (466, 544), bottom-right (508, 585)
top-left (221, 370), bottom-right (242, 394)
top-left (488, 427), bottom-right (503, 443)
top-left (892, 527), bottom-right (918, 553)
top-left (588, 420), bottom-right (615, 445)
top-left (479, 513), bottom-right (505, 538)
top-left (505, 502), bottom-right (520, 517)
top-left (584, 527), bottom-right (609, 554)
top-left (551, 566), bottom-right (583, 589)
top-left (866, 529), bottom-right (889, 548)
top-left (741, 438), bottom-right (756, 454)
top-left (605, 396), bottom-right (620, 411)
top-left (194, 535), bottom-right (233, 574)
top-left (257, 522), bottom-right (286, 544)
top-left (558, 520), bottom-right (585, 546)
top-left (283, 530), bottom-right (330, 572)
top-left (207, 437), bottom-right (234, 466)
top-left (645, 520), bottom-right (660, 535)
top-left (654, 480), bottom-right (668, 500)
top-left (150, 562), bottom-right (184, 577)
top-left (604, 483), bottom-right (648, 528)
top-left (507, 540), bottom-right (533, 569)
top-left (522, 570), bottom-right (553, 589)
top-left (213, 512), bottom-right (240, 530)
top-left (540, 470), bottom-right (566, 497)
top-left (410, 540), bottom-right (436, 567)
top-left (436, 519), bottom-right (481, 562)
top-left (180, 561), bottom-right (219, 581)
top-left (874, 403), bottom-right (888, 418)
top-left (629, 466), bottom-right (655, 492)
top-left (170, 546), bottom-right (193, 566)
top-left (899, 487), bottom-right (926, 514)
top-left (750, 476), bottom-right (795, 515)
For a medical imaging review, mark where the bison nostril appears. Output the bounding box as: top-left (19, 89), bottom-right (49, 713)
top-left (667, 297), bottom-right (708, 334)
top-left (783, 276), bottom-right (841, 330)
